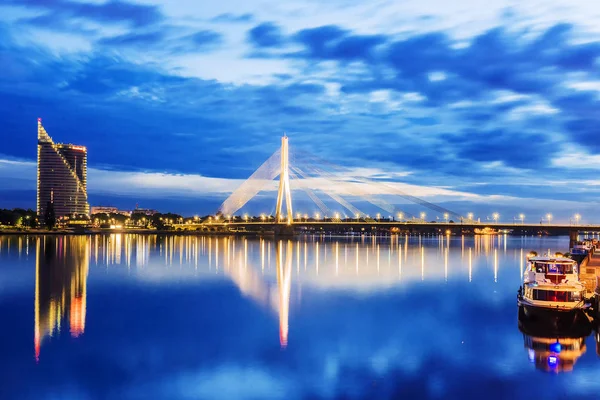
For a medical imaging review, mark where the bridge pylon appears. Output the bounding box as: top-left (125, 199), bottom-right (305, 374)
top-left (275, 135), bottom-right (293, 224)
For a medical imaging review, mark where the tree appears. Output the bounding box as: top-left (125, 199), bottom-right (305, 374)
top-left (44, 201), bottom-right (56, 229)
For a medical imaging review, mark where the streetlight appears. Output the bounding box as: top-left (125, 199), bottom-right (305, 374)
top-left (519, 213), bottom-right (525, 225)
top-left (315, 213), bottom-right (320, 220)
top-left (376, 213), bottom-right (381, 221)
top-left (467, 212), bottom-right (473, 221)
top-left (397, 212), bottom-right (404, 221)
top-left (335, 212), bottom-right (340, 220)
top-left (493, 213), bottom-right (499, 223)
top-left (244, 214), bottom-right (248, 222)
top-left (420, 212), bottom-right (426, 222)
top-left (546, 213), bottom-right (552, 225)
top-left (261, 213), bottom-right (266, 221)
top-left (296, 212), bottom-right (301, 221)
top-left (443, 212), bottom-right (449, 223)
top-left (575, 213), bottom-right (581, 225)
top-left (355, 213), bottom-right (360, 222)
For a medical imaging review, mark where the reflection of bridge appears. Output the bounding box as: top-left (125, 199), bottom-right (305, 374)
top-left (191, 136), bottom-right (600, 236)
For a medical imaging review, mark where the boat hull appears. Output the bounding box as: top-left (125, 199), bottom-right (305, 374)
top-left (518, 304), bottom-right (591, 333)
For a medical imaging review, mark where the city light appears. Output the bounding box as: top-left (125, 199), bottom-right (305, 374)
top-left (467, 212), bottom-right (473, 221)
top-left (519, 213), bottom-right (525, 224)
top-left (397, 212), bottom-right (404, 221)
top-left (493, 212), bottom-right (499, 222)
top-left (315, 213), bottom-right (320, 220)
top-left (546, 213), bottom-right (552, 224)
top-left (575, 213), bottom-right (581, 225)
top-left (443, 212), bottom-right (449, 223)
top-left (420, 212), bottom-right (426, 221)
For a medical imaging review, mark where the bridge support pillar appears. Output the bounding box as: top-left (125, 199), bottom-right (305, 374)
top-left (569, 230), bottom-right (579, 249)
top-left (275, 135), bottom-right (293, 224)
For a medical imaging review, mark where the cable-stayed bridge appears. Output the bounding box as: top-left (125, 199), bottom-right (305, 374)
top-left (177, 136), bottom-right (598, 240)
top-left (217, 136), bottom-right (461, 224)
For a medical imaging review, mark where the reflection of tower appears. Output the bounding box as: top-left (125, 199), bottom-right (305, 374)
top-left (275, 136), bottom-right (293, 224)
top-left (518, 315), bottom-right (590, 373)
top-left (34, 236), bottom-right (89, 360)
top-left (276, 240), bottom-right (292, 348)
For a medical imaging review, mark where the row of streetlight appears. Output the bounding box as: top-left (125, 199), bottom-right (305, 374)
top-left (195, 212), bottom-right (583, 225)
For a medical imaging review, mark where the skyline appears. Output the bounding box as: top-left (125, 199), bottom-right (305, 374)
top-left (1, 1), bottom-right (600, 221)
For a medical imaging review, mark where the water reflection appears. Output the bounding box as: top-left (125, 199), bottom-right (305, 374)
top-left (0, 233), bottom-right (594, 365)
top-left (518, 314), bottom-right (590, 373)
top-left (34, 236), bottom-right (89, 361)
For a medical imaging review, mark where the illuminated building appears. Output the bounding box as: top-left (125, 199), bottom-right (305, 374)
top-left (34, 236), bottom-right (89, 360)
top-left (37, 118), bottom-right (89, 218)
top-left (91, 206), bottom-right (132, 216)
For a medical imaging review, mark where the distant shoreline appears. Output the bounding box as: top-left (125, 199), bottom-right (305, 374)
top-left (0, 229), bottom-right (263, 236)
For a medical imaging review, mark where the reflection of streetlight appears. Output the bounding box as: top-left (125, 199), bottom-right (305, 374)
top-left (546, 213), bottom-right (552, 224)
top-left (519, 213), bottom-right (525, 224)
top-left (575, 213), bottom-right (581, 225)
top-left (493, 213), bottom-right (499, 223)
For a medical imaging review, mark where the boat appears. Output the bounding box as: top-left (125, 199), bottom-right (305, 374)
top-left (517, 253), bottom-right (592, 326)
top-left (518, 313), bottom-right (591, 373)
top-left (474, 227), bottom-right (498, 235)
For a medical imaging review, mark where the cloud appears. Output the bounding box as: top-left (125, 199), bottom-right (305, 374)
top-left (97, 29), bottom-right (223, 53)
top-left (247, 22), bottom-right (285, 48)
top-left (211, 13), bottom-right (254, 24)
top-left (6, 0), bottom-right (164, 27)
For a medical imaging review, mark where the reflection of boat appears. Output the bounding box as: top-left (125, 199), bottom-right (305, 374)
top-left (518, 312), bottom-right (590, 373)
top-left (517, 254), bottom-right (591, 326)
top-left (474, 227), bottom-right (498, 235)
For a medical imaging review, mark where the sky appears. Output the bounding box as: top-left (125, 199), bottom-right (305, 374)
top-left (0, 0), bottom-right (599, 221)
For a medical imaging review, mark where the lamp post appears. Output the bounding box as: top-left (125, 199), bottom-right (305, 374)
top-left (519, 213), bottom-right (525, 225)
top-left (397, 212), bottom-right (404, 221)
top-left (443, 212), bottom-right (449, 223)
top-left (467, 212), bottom-right (473, 222)
top-left (546, 213), bottom-right (552, 225)
top-left (420, 212), bottom-right (426, 222)
top-left (493, 213), bottom-right (499, 223)
top-left (575, 213), bottom-right (581, 226)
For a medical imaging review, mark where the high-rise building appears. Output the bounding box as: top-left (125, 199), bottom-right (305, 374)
top-left (37, 118), bottom-right (89, 218)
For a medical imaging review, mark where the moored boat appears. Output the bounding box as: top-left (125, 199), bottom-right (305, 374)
top-left (517, 253), bottom-right (592, 326)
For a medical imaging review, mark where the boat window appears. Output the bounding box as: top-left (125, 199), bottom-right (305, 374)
top-left (533, 290), bottom-right (575, 302)
top-left (536, 262), bottom-right (574, 274)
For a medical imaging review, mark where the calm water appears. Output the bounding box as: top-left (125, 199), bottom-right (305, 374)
top-left (1, 234), bottom-right (600, 399)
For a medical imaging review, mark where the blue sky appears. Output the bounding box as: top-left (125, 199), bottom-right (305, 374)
top-left (0, 0), bottom-right (599, 221)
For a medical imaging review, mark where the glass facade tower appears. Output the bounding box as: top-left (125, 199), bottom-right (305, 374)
top-left (37, 119), bottom-right (89, 218)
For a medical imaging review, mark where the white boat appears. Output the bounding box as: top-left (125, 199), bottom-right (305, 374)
top-left (517, 254), bottom-right (591, 325)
